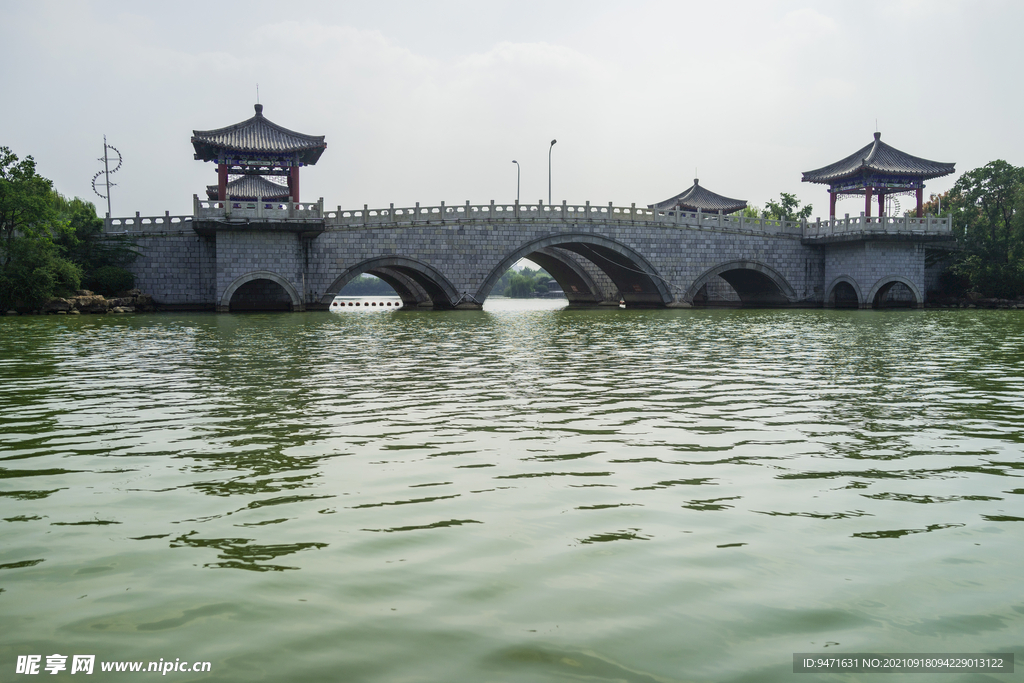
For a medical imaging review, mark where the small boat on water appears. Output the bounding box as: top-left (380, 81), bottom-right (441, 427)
top-left (330, 296), bottom-right (403, 312)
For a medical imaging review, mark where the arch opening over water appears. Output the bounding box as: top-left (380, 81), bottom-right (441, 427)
top-left (220, 271), bottom-right (302, 312)
top-left (825, 276), bottom-right (863, 309)
top-left (338, 273), bottom-right (401, 298)
top-left (322, 257), bottom-right (461, 309)
top-left (870, 277), bottom-right (921, 309)
top-left (687, 261), bottom-right (796, 307)
top-left (478, 234), bottom-right (672, 307)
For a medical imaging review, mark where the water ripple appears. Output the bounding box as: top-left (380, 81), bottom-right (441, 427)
top-left (1, 306), bottom-right (1022, 681)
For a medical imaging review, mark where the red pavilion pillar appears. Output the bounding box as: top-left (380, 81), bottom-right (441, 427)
top-left (829, 191), bottom-right (837, 219)
top-left (864, 186), bottom-right (873, 218)
top-left (217, 164), bottom-right (228, 201)
top-left (288, 166), bottom-right (300, 203)
top-left (878, 191), bottom-right (885, 217)
top-left (916, 187), bottom-right (923, 217)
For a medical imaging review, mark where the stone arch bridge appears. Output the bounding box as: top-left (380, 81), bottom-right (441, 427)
top-left (103, 197), bottom-right (954, 311)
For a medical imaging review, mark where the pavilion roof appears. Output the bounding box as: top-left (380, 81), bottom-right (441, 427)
top-left (206, 174), bottom-right (292, 201)
top-left (802, 132), bottom-right (954, 185)
top-left (192, 104), bottom-right (327, 165)
top-left (649, 179), bottom-right (747, 214)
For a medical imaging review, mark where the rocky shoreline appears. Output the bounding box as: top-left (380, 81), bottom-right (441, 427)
top-left (4, 290), bottom-right (156, 316)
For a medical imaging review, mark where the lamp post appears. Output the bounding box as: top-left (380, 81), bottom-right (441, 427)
top-left (548, 140), bottom-right (557, 204)
top-left (512, 160), bottom-right (520, 203)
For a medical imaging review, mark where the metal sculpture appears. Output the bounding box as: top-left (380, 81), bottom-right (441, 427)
top-left (92, 136), bottom-right (122, 217)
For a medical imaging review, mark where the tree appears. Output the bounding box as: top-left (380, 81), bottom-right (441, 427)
top-left (1, 147), bottom-right (61, 253)
top-left (0, 147), bottom-right (81, 310)
top-left (945, 160), bottom-right (1024, 298)
top-left (500, 266), bottom-right (552, 298)
top-left (739, 205), bottom-right (762, 219)
top-left (764, 192), bottom-right (813, 221)
top-left (504, 272), bottom-right (536, 298)
top-left (913, 191), bottom-right (950, 218)
top-left (51, 194), bottom-right (138, 295)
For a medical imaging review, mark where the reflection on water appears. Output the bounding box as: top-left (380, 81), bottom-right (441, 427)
top-left (1, 302), bottom-right (1022, 682)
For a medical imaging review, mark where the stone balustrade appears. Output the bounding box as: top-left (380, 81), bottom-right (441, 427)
top-left (104, 199), bottom-right (952, 242)
top-left (193, 196), bottom-right (324, 221)
top-left (802, 213), bottom-right (952, 242)
top-left (104, 212), bottom-right (194, 234)
top-left (319, 201), bottom-right (952, 241)
top-left (321, 200), bottom-right (807, 237)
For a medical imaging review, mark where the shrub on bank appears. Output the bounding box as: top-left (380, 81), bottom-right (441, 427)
top-left (87, 265), bottom-right (135, 297)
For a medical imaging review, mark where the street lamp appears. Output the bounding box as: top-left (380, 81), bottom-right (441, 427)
top-left (548, 139), bottom-right (557, 205)
top-left (512, 160), bottom-right (520, 203)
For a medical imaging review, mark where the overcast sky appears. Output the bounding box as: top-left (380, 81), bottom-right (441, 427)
top-left (3, 0), bottom-right (1022, 219)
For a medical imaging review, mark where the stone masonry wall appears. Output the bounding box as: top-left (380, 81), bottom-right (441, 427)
top-left (823, 241), bottom-right (925, 306)
top-left (306, 221), bottom-right (821, 306)
top-left (126, 233), bottom-right (216, 306)
top-left (216, 231), bottom-right (306, 306)
top-left (116, 219), bottom-right (934, 310)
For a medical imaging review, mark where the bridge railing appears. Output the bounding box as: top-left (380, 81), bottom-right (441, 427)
top-left (104, 200), bottom-right (954, 241)
top-left (322, 201), bottom-right (807, 235)
top-left (193, 195), bottom-right (325, 220)
top-left (803, 214), bottom-right (952, 240)
top-left (103, 212), bottom-right (194, 234)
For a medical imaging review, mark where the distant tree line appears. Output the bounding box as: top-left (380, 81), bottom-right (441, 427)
top-left (340, 274), bottom-right (398, 295)
top-left (1, 146), bottom-right (138, 311)
top-left (493, 266), bottom-right (553, 298)
top-left (741, 192), bottom-right (813, 221)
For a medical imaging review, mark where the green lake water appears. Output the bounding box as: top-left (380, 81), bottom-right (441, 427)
top-left (1, 300), bottom-right (1021, 682)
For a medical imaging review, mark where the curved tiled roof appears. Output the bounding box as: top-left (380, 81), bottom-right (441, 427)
top-left (802, 132), bottom-right (954, 185)
top-left (206, 174), bottom-right (292, 200)
top-left (192, 104), bottom-right (327, 165)
top-left (649, 179), bottom-right (747, 214)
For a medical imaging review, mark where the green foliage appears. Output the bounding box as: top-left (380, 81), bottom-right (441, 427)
top-left (87, 265), bottom-right (135, 296)
top-left (764, 192), bottom-right (813, 221)
top-left (739, 205), bottom-right (762, 218)
top-left (951, 256), bottom-right (1024, 299)
top-left (504, 273), bottom-right (535, 298)
top-left (0, 233), bottom-right (81, 309)
top-left (340, 274), bottom-right (397, 295)
top-left (913, 192), bottom-right (950, 218)
top-left (499, 266), bottom-right (552, 298)
top-left (944, 160), bottom-right (1024, 298)
top-left (52, 194), bottom-right (139, 275)
top-left (947, 160), bottom-right (1024, 268)
top-left (0, 146), bottom-right (64, 247)
top-left (0, 147), bottom-right (82, 310)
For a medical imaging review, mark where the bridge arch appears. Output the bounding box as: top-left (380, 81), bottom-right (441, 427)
top-left (219, 271), bottom-right (303, 312)
top-left (686, 260), bottom-right (797, 306)
top-left (322, 256), bottom-right (462, 309)
top-left (523, 247), bottom-right (608, 304)
top-left (825, 276), bottom-right (864, 308)
top-left (866, 275), bottom-right (922, 309)
top-left (477, 233), bottom-right (672, 306)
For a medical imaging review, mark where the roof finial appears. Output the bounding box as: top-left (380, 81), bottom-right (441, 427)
top-left (255, 103), bottom-right (264, 116)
